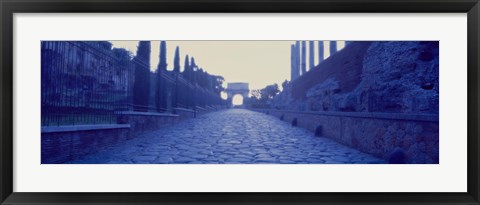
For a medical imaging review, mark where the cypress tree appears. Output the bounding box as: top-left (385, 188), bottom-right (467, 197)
top-left (156, 41), bottom-right (168, 112)
top-left (172, 46), bottom-right (180, 108)
top-left (183, 55), bottom-right (190, 80)
top-left (202, 70), bottom-right (207, 88)
top-left (158, 41), bottom-right (167, 71)
top-left (132, 41), bottom-right (151, 112)
top-left (207, 73), bottom-right (213, 91)
top-left (190, 56), bottom-right (197, 108)
top-left (173, 46), bottom-right (180, 73)
top-left (198, 68), bottom-right (204, 87)
top-left (190, 57), bottom-right (196, 69)
top-left (199, 69), bottom-right (206, 106)
top-left (190, 57), bottom-right (197, 84)
top-left (181, 55), bottom-right (191, 108)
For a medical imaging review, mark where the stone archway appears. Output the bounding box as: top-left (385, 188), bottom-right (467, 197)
top-left (225, 82), bottom-right (249, 107)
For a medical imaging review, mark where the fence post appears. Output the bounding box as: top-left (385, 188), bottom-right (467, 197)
top-left (173, 73), bottom-right (179, 109)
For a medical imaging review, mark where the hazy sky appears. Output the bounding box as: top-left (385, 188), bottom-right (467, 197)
top-left (110, 41), bottom-right (345, 91)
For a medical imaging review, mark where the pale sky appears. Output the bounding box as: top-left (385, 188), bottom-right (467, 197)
top-left (110, 41), bottom-right (345, 91)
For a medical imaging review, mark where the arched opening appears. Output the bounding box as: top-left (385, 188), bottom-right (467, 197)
top-left (389, 148), bottom-right (407, 164)
top-left (292, 118), bottom-right (298, 127)
top-left (232, 94), bottom-right (244, 106)
top-left (220, 92), bottom-right (228, 100)
top-left (315, 125), bottom-right (322, 137)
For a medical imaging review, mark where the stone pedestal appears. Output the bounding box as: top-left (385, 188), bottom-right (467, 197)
top-left (301, 41), bottom-right (306, 75)
top-left (318, 41), bottom-right (324, 64)
top-left (309, 41), bottom-right (315, 70)
top-left (330, 41), bottom-right (337, 56)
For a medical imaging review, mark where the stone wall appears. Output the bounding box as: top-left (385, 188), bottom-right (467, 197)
top-left (267, 41), bottom-right (439, 163)
top-left (195, 106), bottom-right (210, 116)
top-left (252, 109), bottom-right (439, 164)
top-left (174, 107), bottom-right (196, 120)
top-left (41, 124), bottom-right (130, 163)
top-left (360, 41), bottom-right (439, 114)
top-left (42, 108), bottom-right (222, 163)
top-left (116, 111), bottom-right (180, 139)
top-left (273, 41), bottom-right (439, 114)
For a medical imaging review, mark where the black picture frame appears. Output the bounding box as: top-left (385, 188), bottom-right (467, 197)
top-left (1, 0), bottom-right (479, 204)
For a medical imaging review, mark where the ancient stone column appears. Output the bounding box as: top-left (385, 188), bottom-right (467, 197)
top-left (318, 41), bottom-right (324, 64)
top-left (301, 41), bottom-right (306, 75)
top-left (330, 41), bottom-right (337, 57)
top-left (309, 41), bottom-right (315, 71)
top-left (291, 44), bottom-right (298, 81)
top-left (295, 41), bottom-right (301, 77)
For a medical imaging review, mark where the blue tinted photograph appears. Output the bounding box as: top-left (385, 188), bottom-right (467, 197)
top-left (41, 41), bottom-right (439, 164)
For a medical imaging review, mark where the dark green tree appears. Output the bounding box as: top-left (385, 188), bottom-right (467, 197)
top-left (206, 72), bottom-right (213, 91)
top-left (198, 68), bottom-right (205, 87)
top-left (181, 55), bottom-right (193, 108)
top-left (182, 55), bottom-right (190, 80)
top-left (211, 75), bottom-right (225, 94)
top-left (190, 57), bottom-right (197, 107)
top-left (98, 41), bottom-right (113, 50)
top-left (171, 46), bottom-right (181, 108)
top-left (260, 84), bottom-right (280, 101)
top-left (244, 84), bottom-right (280, 108)
top-left (190, 57), bottom-right (197, 84)
top-left (281, 80), bottom-right (289, 91)
top-left (158, 41), bottom-right (167, 71)
top-left (112, 48), bottom-right (131, 63)
top-left (173, 46), bottom-right (180, 73)
top-left (190, 57), bottom-right (196, 68)
top-left (132, 41), bottom-right (151, 112)
top-left (251, 89), bottom-right (261, 99)
top-left (155, 41), bottom-right (169, 112)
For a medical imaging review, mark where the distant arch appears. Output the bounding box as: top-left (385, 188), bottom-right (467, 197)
top-left (232, 95), bottom-right (244, 105)
top-left (225, 82), bottom-right (249, 107)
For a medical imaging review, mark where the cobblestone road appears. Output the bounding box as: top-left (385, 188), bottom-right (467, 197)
top-left (70, 109), bottom-right (385, 164)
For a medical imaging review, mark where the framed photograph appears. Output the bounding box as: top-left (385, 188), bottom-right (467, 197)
top-left (1, 0), bottom-right (479, 204)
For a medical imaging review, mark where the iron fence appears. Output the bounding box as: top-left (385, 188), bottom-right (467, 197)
top-left (41, 41), bottom-right (226, 126)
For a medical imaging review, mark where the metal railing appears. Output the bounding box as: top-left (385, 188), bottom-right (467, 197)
top-left (41, 41), bottom-right (226, 126)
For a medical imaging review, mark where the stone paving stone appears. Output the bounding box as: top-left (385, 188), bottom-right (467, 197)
top-left (225, 158), bottom-right (251, 163)
top-left (255, 159), bottom-right (280, 163)
top-left (69, 109), bottom-right (386, 164)
top-left (256, 154), bottom-right (275, 159)
top-left (153, 156), bottom-right (173, 164)
top-left (173, 157), bottom-right (196, 163)
top-left (142, 151), bottom-right (161, 156)
top-left (132, 156), bottom-right (157, 163)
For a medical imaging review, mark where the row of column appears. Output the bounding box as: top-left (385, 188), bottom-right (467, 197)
top-left (291, 41), bottom-right (352, 81)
